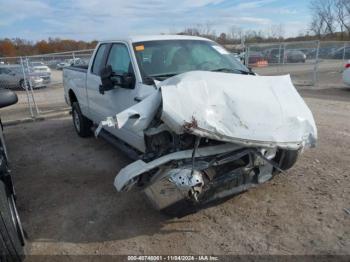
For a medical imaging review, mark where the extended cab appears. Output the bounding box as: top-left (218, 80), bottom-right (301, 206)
top-left (63, 35), bottom-right (317, 215)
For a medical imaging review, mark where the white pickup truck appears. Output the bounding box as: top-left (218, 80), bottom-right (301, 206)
top-left (63, 35), bottom-right (317, 215)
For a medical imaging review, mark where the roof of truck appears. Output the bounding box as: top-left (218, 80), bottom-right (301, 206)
top-left (101, 35), bottom-right (214, 44)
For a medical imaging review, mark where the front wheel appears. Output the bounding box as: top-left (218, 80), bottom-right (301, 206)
top-left (0, 179), bottom-right (25, 261)
top-left (275, 149), bottom-right (299, 171)
top-left (72, 102), bottom-right (92, 137)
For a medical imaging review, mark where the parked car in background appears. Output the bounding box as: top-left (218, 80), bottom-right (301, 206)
top-left (298, 48), bottom-right (316, 59)
top-left (332, 46), bottom-right (350, 60)
top-left (63, 35), bottom-right (317, 215)
top-left (56, 61), bottom-right (71, 70)
top-left (0, 88), bottom-right (25, 260)
top-left (264, 48), bottom-right (306, 64)
top-left (30, 62), bottom-right (51, 84)
top-left (343, 61), bottom-right (350, 86)
top-left (247, 51), bottom-right (267, 65)
top-left (0, 65), bottom-right (44, 90)
top-left (284, 50), bottom-right (306, 63)
top-left (69, 58), bottom-right (84, 66)
top-left (47, 60), bottom-right (60, 70)
top-left (263, 48), bottom-right (283, 64)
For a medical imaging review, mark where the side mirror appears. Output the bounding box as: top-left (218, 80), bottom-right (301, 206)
top-left (0, 89), bottom-right (18, 109)
top-left (99, 65), bottom-right (135, 94)
top-left (119, 73), bottom-right (135, 89)
top-left (99, 65), bottom-right (114, 94)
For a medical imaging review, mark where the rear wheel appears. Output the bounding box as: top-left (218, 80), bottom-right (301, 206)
top-left (0, 179), bottom-right (25, 261)
top-left (72, 102), bottom-right (92, 137)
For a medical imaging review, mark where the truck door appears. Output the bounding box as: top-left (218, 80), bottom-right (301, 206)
top-left (86, 42), bottom-right (144, 151)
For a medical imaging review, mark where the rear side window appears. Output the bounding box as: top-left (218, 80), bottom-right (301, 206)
top-left (92, 44), bottom-right (107, 75)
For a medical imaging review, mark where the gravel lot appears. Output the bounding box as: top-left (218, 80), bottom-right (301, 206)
top-left (3, 85), bottom-right (350, 256)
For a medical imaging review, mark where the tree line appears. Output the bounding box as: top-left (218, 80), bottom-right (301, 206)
top-left (0, 38), bottom-right (97, 58)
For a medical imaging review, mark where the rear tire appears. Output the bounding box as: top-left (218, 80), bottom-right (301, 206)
top-left (72, 102), bottom-right (92, 137)
top-left (0, 179), bottom-right (24, 261)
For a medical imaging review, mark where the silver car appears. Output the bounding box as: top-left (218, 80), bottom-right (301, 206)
top-left (30, 62), bottom-right (51, 84)
top-left (0, 65), bottom-right (44, 90)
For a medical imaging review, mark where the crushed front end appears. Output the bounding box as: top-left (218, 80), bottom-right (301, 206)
top-left (115, 133), bottom-right (296, 214)
top-left (143, 144), bottom-right (281, 211)
top-left (100, 72), bottom-right (317, 214)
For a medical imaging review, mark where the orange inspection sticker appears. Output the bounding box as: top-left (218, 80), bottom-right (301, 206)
top-left (135, 45), bottom-right (145, 51)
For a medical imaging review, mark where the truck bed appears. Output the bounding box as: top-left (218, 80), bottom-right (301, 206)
top-left (63, 65), bottom-right (88, 110)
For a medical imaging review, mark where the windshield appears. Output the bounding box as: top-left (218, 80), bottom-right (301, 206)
top-left (132, 40), bottom-right (250, 80)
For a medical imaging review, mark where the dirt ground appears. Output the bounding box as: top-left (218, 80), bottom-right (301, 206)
top-left (3, 86), bottom-right (350, 256)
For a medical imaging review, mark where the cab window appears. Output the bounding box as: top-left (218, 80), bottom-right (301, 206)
top-left (106, 44), bottom-right (134, 75)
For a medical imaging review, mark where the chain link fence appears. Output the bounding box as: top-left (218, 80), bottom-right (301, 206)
top-left (0, 41), bottom-right (349, 123)
top-left (0, 50), bottom-right (94, 123)
top-left (245, 40), bottom-right (350, 86)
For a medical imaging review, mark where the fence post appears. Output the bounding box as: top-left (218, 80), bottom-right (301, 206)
top-left (20, 57), bottom-right (34, 118)
top-left (343, 42), bottom-right (347, 62)
top-left (25, 57), bottom-right (40, 116)
top-left (245, 46), bottom-right (250, 66)
top-left (278, 43), bottom-right (282, 65)
top-left (313, 40), bottom-right (320, 86)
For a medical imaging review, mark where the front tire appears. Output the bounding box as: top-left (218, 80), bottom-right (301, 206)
top-left (72, 102), bottom-right (92, 137)
top-left (0, 179), bottom-right (25, 261)
top-left (275, 149), bottom-right (299, 171)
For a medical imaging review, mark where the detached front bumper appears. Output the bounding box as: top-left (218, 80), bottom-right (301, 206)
top-left (115, 143), bottom-right (280, 211)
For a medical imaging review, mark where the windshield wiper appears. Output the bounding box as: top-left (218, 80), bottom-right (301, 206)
top-left (211, 68), bottom-right (254, 75)
top-left (149, 73), bottom-right (178, 80)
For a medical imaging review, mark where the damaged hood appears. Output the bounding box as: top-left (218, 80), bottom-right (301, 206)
top-left (159, 71), bottom-right (317, 149)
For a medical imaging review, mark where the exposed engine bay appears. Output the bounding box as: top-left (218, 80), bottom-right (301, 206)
top-left (96, 71), bottom-right (317, 214)
top-left (115, 131), bottom-right (292, 213)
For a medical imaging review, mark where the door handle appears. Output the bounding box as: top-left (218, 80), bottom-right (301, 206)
top-left (134, 97), bottom-right (142, 102)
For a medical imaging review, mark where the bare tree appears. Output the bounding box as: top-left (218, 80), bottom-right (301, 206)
top-left (309, 0), bottom-right (336, 37)
top-left (181, 26), bottom-right (200, 36)
top-left (229, 25), bottom-right (242, 42)
top-left (204, 21), bottom-right (214, 36)
top-left (268, 24), bottom-right (285, 39)
top-left (310, 15), bottom-right (325, 37)
top-left (334, 0), bottom-right (350, 38)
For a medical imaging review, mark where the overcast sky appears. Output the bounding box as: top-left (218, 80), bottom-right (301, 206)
top-left (0, 0), bottom-right (311, 41)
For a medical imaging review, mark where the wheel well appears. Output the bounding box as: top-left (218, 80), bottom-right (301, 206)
top-left (68, 90), bottom-right (77, 105)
